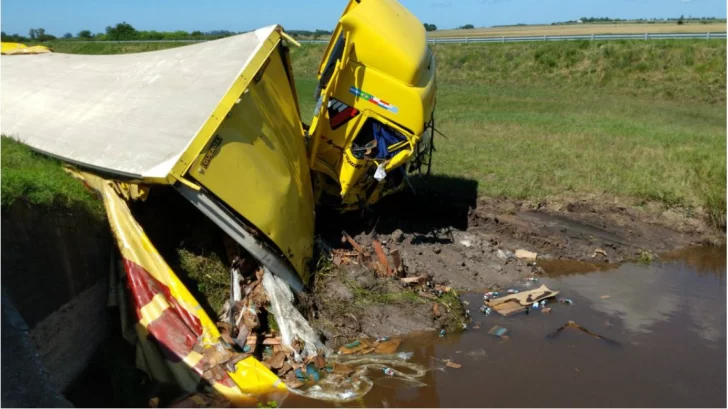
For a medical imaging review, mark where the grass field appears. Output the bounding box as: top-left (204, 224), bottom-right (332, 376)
top-left (1, 137), bottom-right (104, 216)
top-left (4, 39), bottom-right (726, 227)
top-left (429, 22), bottom-right (727, 38)
top-left (291, 40), bottom-right (726, 226)
top-left (44, 41), bottom-right (186, 54)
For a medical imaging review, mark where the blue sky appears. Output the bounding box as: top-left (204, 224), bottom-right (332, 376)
top-left (1, 0), bottom-right (726, 36)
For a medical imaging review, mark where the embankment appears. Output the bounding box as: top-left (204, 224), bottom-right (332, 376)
top-left (1, 137), bottom-right (112, 406)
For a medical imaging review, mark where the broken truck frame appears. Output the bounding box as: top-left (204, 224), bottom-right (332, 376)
top-left (1, 0), bottom-right (436, 294)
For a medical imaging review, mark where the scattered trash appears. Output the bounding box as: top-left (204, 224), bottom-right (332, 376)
top-left (479, 305), bottom-right (492, 315)
top-left (485, 285), bottom-right (559, 317)
top-left (540, 300), bottom-right (547, 307)
top-left (498, 335), bottom-right (510, 344)
top-left (592, 248), bottom-right (608, 258)
top-left (600, 295), bottom-right (611, 300)
top-left (532, 302), bottom-right (539, 309)
top-left (547, 320), bottom-right (620, 346)
top-left (487, 325), bottom-right (508, 337)
top-left (375, 339), bottom-right (402, 354)
top-left (331, 363), bottom-right (354, 376)
top-left (377, 336), bottom-right (391, 342)
top-left (434, 284), bottom-right (452, 293)
top-left (462, 300), bottom-right (470, 306)
top-left (463, 349), bottom-right (487, 363)
top-left (507, 289), bottom-right (519, 294)
top-left (306, 363), bottom-right (321, 382)
top-left (559, 298), bottom-right (574, 305)
top-left (382, 367), bottom-right (395, 377)
top-left (527, 277), bottom-right (539, 282)
top-left (515, 249), bottom-right (538, 260)
top-left (541, 307), bottom-right (552, 314)
top-left (439, 329), bottom-right (446, 338)
top-left (374, 162), bottom-right (388, 181)
top-left (445, 361), bottom-right (462, 369)
top-left (460, 240), bottom-right (473, 248)
top-left (496, 249), bottom-right (515, 260)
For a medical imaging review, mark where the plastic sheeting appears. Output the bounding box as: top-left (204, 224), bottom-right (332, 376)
top-left (262, 268), bottom-right (327, 360)
top-left (288, 352), bottom-right (431, 403)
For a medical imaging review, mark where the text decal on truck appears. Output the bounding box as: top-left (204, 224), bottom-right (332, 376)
top-left (349, 86), bottom-right (399, 114)
top-left (200, 135), bottom-right (223, 171)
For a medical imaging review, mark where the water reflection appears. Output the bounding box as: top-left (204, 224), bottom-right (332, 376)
top-left (547, 246), bottom-right (726, 342)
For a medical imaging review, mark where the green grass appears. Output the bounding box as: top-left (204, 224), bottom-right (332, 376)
top-left (1, 136), bottom-right (104, 216)
top-left (44, 41), bottom-right (188, 54)
top-left (291, 40), bottom-right (726, 227)
top-left (6, 40), bottom-right (725, 227)
top-left (177, 248), bottom-right (229, 313)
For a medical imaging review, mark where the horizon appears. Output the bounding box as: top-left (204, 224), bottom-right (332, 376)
top-left (1, 0), bottom-right (726, 37)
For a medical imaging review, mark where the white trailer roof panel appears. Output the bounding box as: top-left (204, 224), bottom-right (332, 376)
top-left (1, 26), bottom-right (276, 178)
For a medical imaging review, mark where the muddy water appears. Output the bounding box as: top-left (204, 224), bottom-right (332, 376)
top-left (284, 246), bottom-right (726, 408)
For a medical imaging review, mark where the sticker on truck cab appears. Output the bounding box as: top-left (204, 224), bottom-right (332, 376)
top-left (349, 86), bottom-right (399, 114)
top-left (328, 98), bottom-right (360, 129)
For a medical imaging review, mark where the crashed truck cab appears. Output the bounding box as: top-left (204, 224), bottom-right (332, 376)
top-left (307, 0), bottom-right (437, 210)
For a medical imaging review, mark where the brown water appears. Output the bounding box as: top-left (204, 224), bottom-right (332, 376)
top-left (284, 246), bottom-right (726, 408)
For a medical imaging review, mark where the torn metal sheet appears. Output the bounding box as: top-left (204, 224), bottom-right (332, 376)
top-left (70, 170), bottom-right (287, 404)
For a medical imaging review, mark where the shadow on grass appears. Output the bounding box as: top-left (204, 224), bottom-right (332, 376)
top-left (315, 174), bottom-right (479, 242)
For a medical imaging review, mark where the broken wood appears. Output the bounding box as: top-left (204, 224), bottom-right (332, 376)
top-left (391, 249), bottom-right (403, 275)
top-left (400, 275), bottom-right (427, 286)
top-left (434, 284), bottom-right (452, 293)
top-left (445, 361), bottom-right (462, 369)
top-left (515, 249), bottom-right (538, 260)
top-left (418, 291), bottom-right (439, 301)
top-left (372, 240), bottom-right (392, 277)
top-left (341, 230), bottom-right (367, 256)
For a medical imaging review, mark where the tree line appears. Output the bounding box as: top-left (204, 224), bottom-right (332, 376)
top-left (1, 22), bottom-right (333, 43)
top-left (552, 16), bottom-right (726, 25)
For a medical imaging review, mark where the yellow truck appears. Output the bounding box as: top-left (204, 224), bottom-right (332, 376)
top-left (1, 0), bottom-right (436, 292)
top-left (308, 0), bottom-right (437, 210)
top-left (1, 0), bottom-right (436, 402)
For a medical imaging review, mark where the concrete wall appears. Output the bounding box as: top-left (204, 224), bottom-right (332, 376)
top-left (1, 200), bottom-right (112, 402)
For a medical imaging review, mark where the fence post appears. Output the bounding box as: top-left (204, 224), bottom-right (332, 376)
top-left (707, 32), bottom-right (711, 40)
top-left (502, 36), bottom-right (505, 43)
top-left (466, 37), bottom-right (470, 44)
top-left (544, 35), bottom-right (547, 41)
top-left (644, 32), bottom-right (648, 40)
top-left (591, 33), bottom-right (595, 41)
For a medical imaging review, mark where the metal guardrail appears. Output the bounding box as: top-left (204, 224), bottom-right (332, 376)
top-left (299, 32), bottom-right (726, 44)
top-left (64, 32), bottom-right (726, 45)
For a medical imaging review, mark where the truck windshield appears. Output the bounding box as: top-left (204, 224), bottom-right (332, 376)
top-left (315, 33), bottom-right (346, 102)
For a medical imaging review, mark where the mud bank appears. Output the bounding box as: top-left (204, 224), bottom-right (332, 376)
top-left (310, 189), bottom-right (723, 344)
